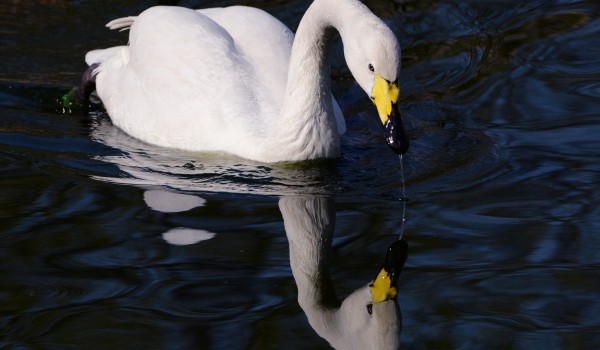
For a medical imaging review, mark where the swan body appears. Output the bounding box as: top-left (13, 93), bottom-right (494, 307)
top-left (86, 0), bottom-right (407, 162)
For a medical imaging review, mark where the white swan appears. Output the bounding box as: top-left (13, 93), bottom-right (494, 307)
top-left (84, 0), bottom-right (408, 163)
top-left (280, 196), bottom-right (407, 349)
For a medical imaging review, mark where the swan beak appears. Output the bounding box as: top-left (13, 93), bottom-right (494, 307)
top-left (371, 75), bottom-right (409, 155)
top-left (369, 240), bottom-right (408, 304)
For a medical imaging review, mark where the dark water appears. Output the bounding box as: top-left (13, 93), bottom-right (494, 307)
top-left (2, 0), bottom-right (600, 349)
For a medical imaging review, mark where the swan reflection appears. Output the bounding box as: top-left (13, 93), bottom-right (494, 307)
top-left (92, 118), bottom-right (407, 347)
top-left (280, 196), bottom-right (407, 349)
top-left (91, 117), bottom-right (340, 196)
top-left (141, 188), bottom-right (407, 348)
top-left (161, 228), bottom-right (215, 246)
top-left (142, 189), bottom-right (215, 245)
top-left (143, 189), bottom-right (206, 213)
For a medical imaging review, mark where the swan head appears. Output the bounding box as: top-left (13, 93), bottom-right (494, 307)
top-left (343, 19), bottom-right (409, 155)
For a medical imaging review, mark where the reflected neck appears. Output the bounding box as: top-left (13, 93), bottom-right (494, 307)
top-left (279, 196), bottom-right (340, 311)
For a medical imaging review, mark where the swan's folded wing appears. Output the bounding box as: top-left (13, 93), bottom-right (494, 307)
top-left (199, 6), bottom-right (294, 125)
top-left (200, 7), bottom-right (347, 134)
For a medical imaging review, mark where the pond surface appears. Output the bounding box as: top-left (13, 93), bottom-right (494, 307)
top-left (2, 0), bottom-right (600, 349)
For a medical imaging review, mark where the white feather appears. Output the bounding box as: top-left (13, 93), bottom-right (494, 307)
top-left (106, 16), bottom-right (137, 31)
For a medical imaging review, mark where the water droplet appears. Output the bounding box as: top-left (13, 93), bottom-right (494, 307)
top-left (398, 155), bottom-right (408, 239)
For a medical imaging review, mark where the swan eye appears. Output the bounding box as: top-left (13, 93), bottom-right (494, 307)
top-left (368, 63), bottom-right (374, 72)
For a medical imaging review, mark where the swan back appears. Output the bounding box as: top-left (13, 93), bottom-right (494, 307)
top-left (127, 7), bottom-right (266, 144)
top-left (199, 6), bottom-right (295, 125)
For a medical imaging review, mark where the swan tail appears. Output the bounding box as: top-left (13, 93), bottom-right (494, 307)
top-left (106, 16), bottom-right (137, 31)
top-left (85, 46), bottom-right (123, 66)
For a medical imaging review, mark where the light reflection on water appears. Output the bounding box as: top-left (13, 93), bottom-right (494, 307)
top-left (1, 0), bottom-right (600, 349)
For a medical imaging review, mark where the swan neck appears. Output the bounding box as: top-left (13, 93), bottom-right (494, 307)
top-left (286, 1), bottom-right (335, 95)
top-left (264, 0), bottom-right (376, 161)
top-left (266, 0), bottom-right (353, 161)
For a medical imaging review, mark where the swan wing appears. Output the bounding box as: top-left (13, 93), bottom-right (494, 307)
top-left (199, 6), bottom-right (293, 124)
top-left (92, 7), bottom-right (288, 156)
top-left (89, 5), bottom-right (346, 161)
top-left (201, 6), bottom-right (346, 135)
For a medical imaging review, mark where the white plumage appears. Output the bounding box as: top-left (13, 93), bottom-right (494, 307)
top-left (86, 0), bottom-right (402, 162)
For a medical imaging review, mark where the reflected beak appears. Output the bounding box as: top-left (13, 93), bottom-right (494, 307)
top-left (369, 240), bottom-right (408, 304)
top-left (371, 75), bottom-right (409, 155)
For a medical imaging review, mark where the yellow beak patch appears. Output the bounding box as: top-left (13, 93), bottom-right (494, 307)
top-left (371, 75), bottom-right (400, 125)
top-left (370, 267), bottom-right (398, 304)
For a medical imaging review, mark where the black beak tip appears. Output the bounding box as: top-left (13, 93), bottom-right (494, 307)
top-left (388, 137), bottom-right (409, 155)
top-left (381, 239), bottom-right (408, 284)
top-left (383, 109), bottom-right (409, 155)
